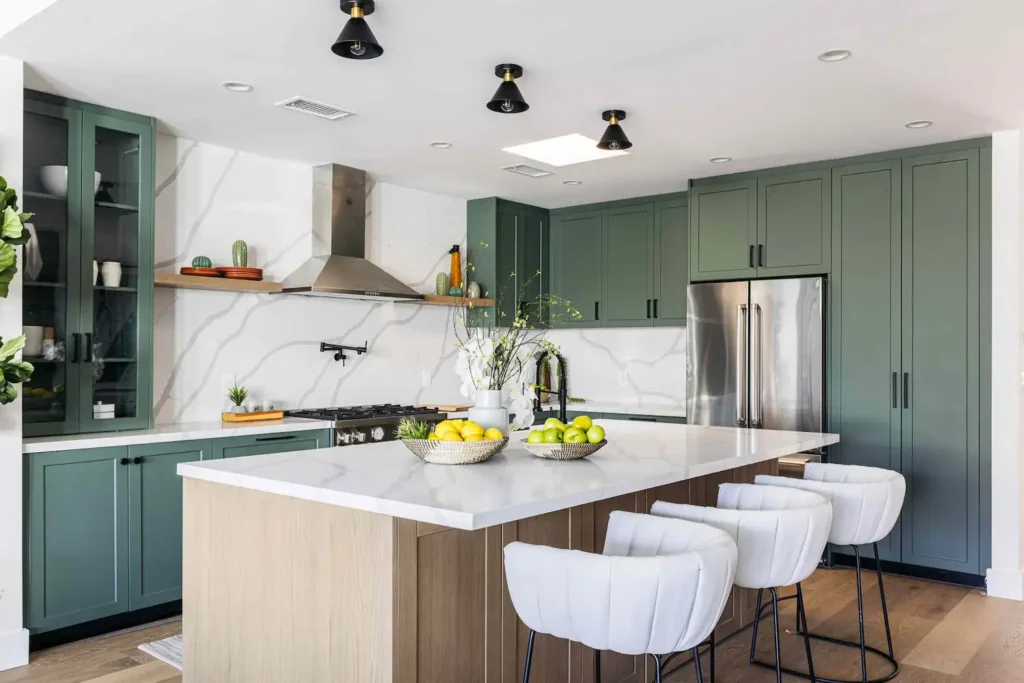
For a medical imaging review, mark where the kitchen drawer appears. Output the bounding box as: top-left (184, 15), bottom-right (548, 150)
top-left (212, 428), bottom-right (332, 459)
top-left (601, 413), bottom-right (686, 424)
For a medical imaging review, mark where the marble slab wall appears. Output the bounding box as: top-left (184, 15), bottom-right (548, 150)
top-left (152, 135), bottom-right (686, 423)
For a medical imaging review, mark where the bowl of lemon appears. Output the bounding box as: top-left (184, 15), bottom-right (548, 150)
top-left (397, 418), bottom-right (508, 465)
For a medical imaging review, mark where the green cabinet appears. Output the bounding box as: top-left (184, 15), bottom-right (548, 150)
top-left (601, 204), bottom-right (654, 327)
top-left (549, 210), bottom-right (603, 327)
top-left (653, 198), bottom-right (689, 326)
top-left (689, 180), bottom-right (756, 282)
top-left (22, 91), bottom-right (156, 437)
top-left (466, 198), bottom-right (548, 327)
top-left (213, 428), bottom-right (332, 459)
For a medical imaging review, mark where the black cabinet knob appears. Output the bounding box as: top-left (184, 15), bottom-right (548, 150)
top-left (133, 457), bottom-right (143, 465)
top-left (119, 458), bottom-right (129, 466)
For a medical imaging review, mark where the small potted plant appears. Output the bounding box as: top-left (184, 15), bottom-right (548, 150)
top-left (227, 384), bottom-right (248, 413)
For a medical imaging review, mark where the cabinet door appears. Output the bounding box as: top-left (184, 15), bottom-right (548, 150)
top-left (601, 203), bottom-right (654, 327)
top-left (688, 180), bottom-right (756, 282)
top-left (518, 208), bottom-right (547, 327)
top-left (495, 207), bottom-right (518, 326)
top-left (652, 198), bottom-right (688, 326)
top-left (756, 170), bottom-right (831, 276)
top-left (26, 446), bottom-right (130, 633)
top-left (78, 112), bottom-right (155, 432)
top-left (901, 149), bottom-right (981, 575)
top-left (549, 210), bottom-right (603, 327)
top-left (128, 439), bottom-right (212, 610)
top-left (213, 429), bottom-right (332, 459)
top-left (830, 160), bottom-right (903, 562)
top-left (21, 97), bottom-right (85, 437)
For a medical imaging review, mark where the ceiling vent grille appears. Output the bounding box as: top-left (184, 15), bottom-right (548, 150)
top-left (502, 164), bottom-right (553, 178)
top-left (275, 97), bottom-right (355, 120)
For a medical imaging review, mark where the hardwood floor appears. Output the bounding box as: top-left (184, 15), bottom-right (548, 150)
top-left (3, 567), bottom-right (1023, 683)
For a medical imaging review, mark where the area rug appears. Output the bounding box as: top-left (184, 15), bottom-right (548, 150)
top-left (139, 634), bottom-right (183, 671)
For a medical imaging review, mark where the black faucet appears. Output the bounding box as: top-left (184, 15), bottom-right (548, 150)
top-left (320, 341), bottom-right (368, 366)
top-left (534, 349), bottom-right (567, 423)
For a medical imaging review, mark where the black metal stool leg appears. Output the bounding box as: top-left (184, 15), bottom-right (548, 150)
top-left (853, 546), bottom-right (868, 682)
top-left (797, 583), bottom-right (816, 682)
top-left (709, 629), bottom-right (716, 683)
top-left (749, 587), bottom-right (764, 664)
top-left (650, 653), bottom-right (663, 683)
top-left (692, 646), bottom-right (704, 683)
top-left (523, 630), bottom-right (535, 683)
top-left (770, 587), bottom-right (783, 683)
top-left (594, 647), bottom-right (601, 683)
top-left (873, 542), bottom-right (895, 659)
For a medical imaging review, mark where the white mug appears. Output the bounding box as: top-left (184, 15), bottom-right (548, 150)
top-left (100, 261), bottom-right (122, 288)
top-left (23, 326), bottom-right (44, 357)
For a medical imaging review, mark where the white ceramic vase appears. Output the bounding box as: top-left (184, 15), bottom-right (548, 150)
top-left (100, 261), bottom-right (122, 288)
top-left (467, 389), bottom-right (509, 436)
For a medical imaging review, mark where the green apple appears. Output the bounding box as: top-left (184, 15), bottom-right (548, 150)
top-left (586, 425), bottom-right (606, 444)
top-left (571, 415), bottom-right (593, 431)
top-left (542, 428), bottom-right (563, 443)
top-left (526, 430), bottom-right (545, 444)
top-left (563, 427), bottom-right (587, 444)
top-left (544, 417), bottom-right (567, 432)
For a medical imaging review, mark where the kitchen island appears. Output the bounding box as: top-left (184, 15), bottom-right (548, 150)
top-left (177, 420), bottom-right (838, 683)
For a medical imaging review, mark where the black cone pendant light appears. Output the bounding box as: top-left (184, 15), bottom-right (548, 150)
top-left (597, 110), bottom-right (632, 150)
top-left (486, 64), bottom-right (529, 114)
top-left (332, 1), bottom-right (384, 60)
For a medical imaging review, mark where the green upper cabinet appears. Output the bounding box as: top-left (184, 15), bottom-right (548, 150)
top-left (689, 180), bottom-right (756, 282)
top-left (22, 91), bottom-right (156, 437)
top-left (601, 203), bottom-right (654, 327)
top-left (653, 198), bottom-right (689, 326)
top-left (212, 428), bottom-right (332, 459)
top-left (466, 198), bottom-right (549, 328)
top-left (756, 169), bottom-right (831, 277)
top-left (549, 209), bottom-right (603, 327)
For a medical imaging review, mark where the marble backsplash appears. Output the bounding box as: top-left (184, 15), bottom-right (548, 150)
top-left (152, 135), bottom-right (686, 423)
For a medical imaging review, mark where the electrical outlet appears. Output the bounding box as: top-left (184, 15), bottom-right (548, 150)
top-left (421, 370), bottom-right (432, 388)
top-left (221, 374), bottom-right (236, 394)
top-left (617, 370), bottom-right (628, 386)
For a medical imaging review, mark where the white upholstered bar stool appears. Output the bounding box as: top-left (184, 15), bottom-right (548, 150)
top-left (755, 463), bottom-right (906, 683)
top-left (652, 483), bottom-right (833, 683)
top-left (503, 511), bottom-right (737, 683)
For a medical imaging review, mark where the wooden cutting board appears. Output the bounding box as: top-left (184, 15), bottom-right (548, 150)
top-left (414, 403), bottom-right (472, 412)
top-left (222, 410), bottom-right (284, 422)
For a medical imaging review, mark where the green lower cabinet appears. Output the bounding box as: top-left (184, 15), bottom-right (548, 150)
top-left (128, 439), bottom-right (212, 610)
top-left (26, 447), bottom-right (130, 633)
top-left (213, 428), bottom-right (332, 459)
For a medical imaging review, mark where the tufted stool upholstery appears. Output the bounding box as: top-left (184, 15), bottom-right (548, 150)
top-left (653, 483), bottom-right (832, 683)
top-left (755, 464), bottom-right (907, 683)
top-left (504, 511), bottom-right (737, 683)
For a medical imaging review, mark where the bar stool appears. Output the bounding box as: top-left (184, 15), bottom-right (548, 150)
top-left (756, 463), bottom-right (906, 683)
top-left (653, 483), bottom-right (833, 683)
top-left (503, 511), bottom-right (737, 683)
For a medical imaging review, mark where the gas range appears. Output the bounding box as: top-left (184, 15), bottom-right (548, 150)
top-left (284, 404), bottom-right (447, 447)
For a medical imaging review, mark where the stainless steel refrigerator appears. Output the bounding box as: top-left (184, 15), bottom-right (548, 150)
top-left (686, 277), bottom-right (824, 435)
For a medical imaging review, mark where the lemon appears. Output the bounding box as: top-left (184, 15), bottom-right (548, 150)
top-left (434, 423), bottom-right (456, 438)
top-left (484, 428), bottom-right (504, 441)
top-left (434, 420), bottom-right (454, 433)
top-left (449, 419), bottom-right (464, 429)
top-left (461, 423), bottom-right (485, 438)
top-left (440, 431), bottom-right (464, 442)
top-left (463, 434), bottom-right (485, 442)
top-left (428, 433), bottom-right (441, 441)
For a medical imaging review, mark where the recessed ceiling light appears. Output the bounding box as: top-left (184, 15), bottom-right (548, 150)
top-left (710, 157), bottom-right (732, 163)
top-left (222, 81), bottom-right (253, 93)
top-left (563, 180), bottom-right (582, 186)
top-left (503, 133), bottom-right (627, 167)
top-left (817, 49), bottom-right (852, 62)
top-left (905, 120), bottom-right (933, 129)
top-left (430, 142), bottom-right (452, 149)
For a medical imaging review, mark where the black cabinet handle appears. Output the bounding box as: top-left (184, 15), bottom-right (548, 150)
top-left (653, 299), bottom-right (659, 319)
top-left (84, 333), bottom-right (93, 362)
top-left (758, 244), bottom-right (765, 267)
top-left (627, 416), bottom-right (658, 422)
top-left (903, 372), bottom-right (910, 409)
top-left (255, 434), bottom-right (298, 443)
top-left (133, 457), bottom-right (143, 465)
top-left (70, 333), bottom-right (80, 363)
top-left (594, 301), bottom-right (599, 321)
top-left (646, 299), bottom-right (651, 319)
top-left (119, 457), bottom-right (129, 466)
top-left (892, 372), bottom-right (897, 409)
top-left (749, 245), bottom-right (754, 268)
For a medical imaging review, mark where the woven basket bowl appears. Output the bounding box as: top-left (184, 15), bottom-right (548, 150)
top-left (401, 437), bottom-right (509, 465)
top-left (523, 439), bottom-right (608, 461)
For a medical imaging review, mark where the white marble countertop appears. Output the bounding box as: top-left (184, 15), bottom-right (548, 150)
top-left (177, 420), bottom-right (837, 530)
top-left (537, 401), bottom-right (687, 419)
top-left (23, 417), bottom-right (328, 453)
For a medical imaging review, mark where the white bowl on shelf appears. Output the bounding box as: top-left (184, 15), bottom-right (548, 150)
top-left (39, 166), bottom-right (102, 198)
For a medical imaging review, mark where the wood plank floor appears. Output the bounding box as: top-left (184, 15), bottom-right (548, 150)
top-left (3, 567), bottom-right (1023, 683)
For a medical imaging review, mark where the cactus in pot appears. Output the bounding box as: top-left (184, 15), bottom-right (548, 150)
top-left (232, 240), bottom-right (248, 268)
top-left (435, 272), bottom-right (449, 296)
top-left (192, 255), bottom-right (212, 268)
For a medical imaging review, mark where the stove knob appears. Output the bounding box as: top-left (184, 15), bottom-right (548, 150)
top-left (371, 426), bottom-right (385, 442)
top-left (337, 431), bottom-right (352, 446)
top-left (354, 431), bottom-right (367, 444)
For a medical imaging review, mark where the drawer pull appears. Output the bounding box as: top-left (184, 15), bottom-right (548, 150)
top-left (255, 434), bottom-right (298, 443)
top-left (627, 416), bottom-right (657, 422)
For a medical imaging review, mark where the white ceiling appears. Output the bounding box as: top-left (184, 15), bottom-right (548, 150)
top-left (2, 0), bottom-right (1023, 208)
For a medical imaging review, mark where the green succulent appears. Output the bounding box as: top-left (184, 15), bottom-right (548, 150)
top-left (227, 384), bottom-right (248, 406)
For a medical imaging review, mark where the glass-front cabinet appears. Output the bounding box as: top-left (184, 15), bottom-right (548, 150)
top-left (22, 92), bottom-right (154, 436)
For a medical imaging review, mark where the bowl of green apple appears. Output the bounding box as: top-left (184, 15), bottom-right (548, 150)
top-left (523, 415), bottom-right (607, 460)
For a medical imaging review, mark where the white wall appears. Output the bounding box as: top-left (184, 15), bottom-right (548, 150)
top-left (0, 56), bottom-right (27, 671)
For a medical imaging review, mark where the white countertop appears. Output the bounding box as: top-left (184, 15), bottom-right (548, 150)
top-left (177, 420), bottom-right (837, 530)
top-left (23, 417), bottom-right (328, 453)
top-left (537, 401), bottom-right (687, 419)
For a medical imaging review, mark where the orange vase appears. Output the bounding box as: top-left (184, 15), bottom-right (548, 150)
top-left (449, 245), bottom-right (462, 289)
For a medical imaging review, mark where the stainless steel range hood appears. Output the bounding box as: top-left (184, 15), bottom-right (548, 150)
top-left (280, 164), bottom-right (424, 301)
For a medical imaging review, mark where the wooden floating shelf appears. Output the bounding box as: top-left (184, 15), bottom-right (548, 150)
top-left (420, 294), bottom-right (495, 307)
top-left (154, 273), bottom-right (282, 293)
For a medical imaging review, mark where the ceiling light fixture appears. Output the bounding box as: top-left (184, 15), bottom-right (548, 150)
top-left (487, 64), bottom-right (529, 114)
top-left (817, 49), bottom-right (852, 62)
top-left (222, 81), bottom-right (253, 92)
top-left (332, 1), bottom-right (384, 60)
top-left (430, 142), bottom-right (452, 149)
top-left (710, 156), bottom-right (732, 163)
top-left (563, 180), bottom-right (582, 186)
top-left (597, 110), bottom-right (632, 151)
top-left (905, 120), bottom-right (933, 129)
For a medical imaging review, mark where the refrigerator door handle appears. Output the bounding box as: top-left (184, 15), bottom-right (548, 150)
top-left (736, 303), bottom-right (748, 427)
top-left (752, 303), bottom-right (763, 427)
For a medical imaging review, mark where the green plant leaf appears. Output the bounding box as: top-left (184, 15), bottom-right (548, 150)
top-left (1, 188), bottom-right (16, 209)
top-left (4, 228), bottom-right (30, 247)
top-left (0, 242), bottom-right (15, 272)
top-left (1, 207), bottom-right (23, 240)
top-left (4, 360), bottom-right (33, 383)
top-left (0, 177), bottom-right (7, 192)
top-left (0, 335), bottom-right (25, 363)
top-left (0, 381), bottom-right (17, 405)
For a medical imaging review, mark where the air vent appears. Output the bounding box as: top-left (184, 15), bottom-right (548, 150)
top-left (275, 97), bottom-right (355, 120)
top-left (502, 164), bottom-right (553, 178)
